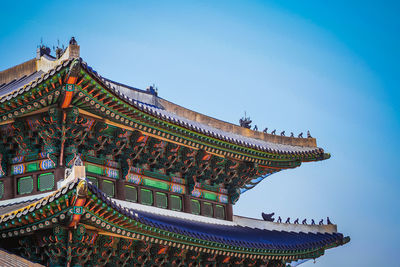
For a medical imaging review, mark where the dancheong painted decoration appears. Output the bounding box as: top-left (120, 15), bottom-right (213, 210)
top-left (0, 38), bottom-right (349, 267)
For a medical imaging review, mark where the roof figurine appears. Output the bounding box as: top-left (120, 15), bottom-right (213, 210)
top-left (261, 212), bottom-right (275, 222)
top-left (0, 38), bottom-right (348, 266)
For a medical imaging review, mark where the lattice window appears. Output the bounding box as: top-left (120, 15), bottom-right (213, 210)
top-left (170, 195), bottom-right (182, 211)
top-left (87, 176), bottom-right (98, 188)
top-left (191, 199), bottom-right (200, 215)
top-left (38, 173), bottom-right (54, 192)
top-left (0, 182), bottom-right (4, 199)
top-left (102, 180), bottom-right (115, 197)
top-left (141, 188), bottom-right (153, 206)
top-left (215, 205), bottom-right (225, 220)
top-left (156, 192), bottom-right (168, 209)
top-left (125, 185), bottom-right (137, 202)
top-left (18, 176), bottom-right (33, 195)
top-left (203, 202), bottom-right (213, 217)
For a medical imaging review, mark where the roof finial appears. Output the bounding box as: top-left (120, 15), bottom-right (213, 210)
top-left (69, 37), bottom-right (78, 45)
top-left (146, 84), bottom-right (158, 96)
top-left (239, 111), bottom-right (252, 129)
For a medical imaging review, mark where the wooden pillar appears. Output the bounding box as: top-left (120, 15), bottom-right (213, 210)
top-left (98, 177), bottom-right (103, 191)
top-left (137, 186), bottom-right (142, 203)
top-left (184, 194), bottom-right (192, 214)
top-left (32, 173), bottom-right (38, 194)
top-left (226, 203), bottom-right (233, 221)
top-left (116, 179), bottom-right (125, 200)
top-left (54, 167), bottom-right (65, 184)
top-left (3, 176), bottom-right (14, 199)
top-left (13, 175), bottom-right (17, 197)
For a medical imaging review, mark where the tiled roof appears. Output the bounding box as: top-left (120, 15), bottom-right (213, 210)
top-left (120, 203), bottom-right (345, 251)
top-left (0, 57), bottom-right (326, 156)
top-left (0, 71), bottom-right (43, 98)
top-left (0, 178), bottom-right (348, 253)
top-left (0, 59), bottom-right (72, 103)
top-left (81, 61), bottom-right (326, 156)
top-left (0, 192), bottom-right (54, 216)
top-left (0, 249), bottom-right (43, 267)
top-left (86, 181), bottom-right (348, 251)
top-left (0, 200), bottom-right (39, 216)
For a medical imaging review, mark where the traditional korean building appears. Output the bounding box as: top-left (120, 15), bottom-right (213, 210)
top-left (0, 38), bottom-right (349, 266)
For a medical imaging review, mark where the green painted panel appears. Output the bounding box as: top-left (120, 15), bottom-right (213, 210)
top-left (86, 164), bottom-right (103, 175)
top-left (170, 195), bottom-right (182, 211)
top-left (25, 154), bottom-right (38, 162)
top-left (102, 180), bottom-right (115, 197)
top-left (141, 188), bottom-right (153, 206)
top-left (125, 185), bottom-right (137, 202)
top-left (85, 156), bottom-right (104, 165)
top-left (156, 192), bottom-right (168, 209)
top-left (143, 170), bottom-right (170, 181)
top-left (26, 162), bottom-right (38, 172)
top-left (203, 191), bottom-right (217, 201)
top-left (215, 205), bottom-right (225, 220)
top-left (18, 176), bottom-right (33, 195)
top-left (38, 173), bottom-right (54, 191)
top-left (202, 184), bottom-right (219, 192)
top-left (143, 178), bottom-right (169, 191)
top-left (203, 202), bottom-right (213, 217)
top-left (191, 199), bottom-right (200, 215)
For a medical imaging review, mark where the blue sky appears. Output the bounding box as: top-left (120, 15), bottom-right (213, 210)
top-left (1, 1), bottom-right (399, 266)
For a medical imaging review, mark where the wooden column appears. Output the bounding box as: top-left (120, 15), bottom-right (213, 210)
top-left (184, 194), bottom-right (192, 214)
top-left (116, 178), bottom-right (125, 200)
top-left (2, 176), bottom-right (14, 199)
top-left (98, 178), bottom-right (103, 191)
top-left (54, 167), bottom-right (65, 184)
top-left (32, 174), bottom-right (38, 194)
top-left (226, 203), bottom-right (233, 221)
top-left (13, 175), bottom-right (17, 197)
top-left (137, 186), bottom-right (142, 203)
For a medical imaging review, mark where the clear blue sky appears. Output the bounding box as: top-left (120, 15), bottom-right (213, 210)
top-left (1, 1), bottom-right (399, 266)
